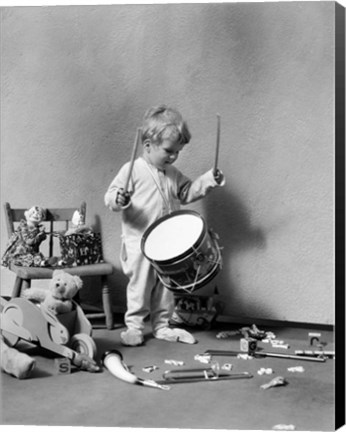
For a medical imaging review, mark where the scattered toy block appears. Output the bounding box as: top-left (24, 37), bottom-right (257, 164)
top-left (54, 357), bottom-right (71, 374)
top-left (221, 363), bottom-right (233, 371)
top-left (240, 337), bottom-right (257, 353)
top-left (308, 332), bottom-right (321, 346)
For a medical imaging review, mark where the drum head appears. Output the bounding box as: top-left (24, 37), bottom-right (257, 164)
top-left (143, 212), bottom-right (204, 262)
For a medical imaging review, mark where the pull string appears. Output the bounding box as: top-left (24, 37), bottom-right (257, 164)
top-left (144, 161), bottom-right (172, 213)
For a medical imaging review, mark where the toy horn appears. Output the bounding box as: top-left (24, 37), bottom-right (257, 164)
top-left (102, 350), bottom-right (170, 391)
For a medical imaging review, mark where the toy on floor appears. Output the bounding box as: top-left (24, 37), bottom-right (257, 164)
top-left (102, 349), bottom-right (170, 390)
top-left (1, 296), bottom-right (99, 372)
top-left (1, 205), bottom-right (47, 268)
top-left (260, 376), bottom-right (287, 390)
top-left (1, 273), bottom-right (100, 374)
top-left (23, 269), bottom-right (83, 315)
top-left (0, 334), bottom-right (36, 379)
top-left (216, 324), bottom-right (267, 340)
top-left (204, 349), bottom-right (326, 362)
top-left (170, 293), bottom-right (219, 330)
top-left (161, 363), bottom-right (253, 384)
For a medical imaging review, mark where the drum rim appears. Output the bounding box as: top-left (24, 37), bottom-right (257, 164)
top-left (141, 210), bottom-right (206, 265)
top-left (162, 262), bottom-right (221, 293)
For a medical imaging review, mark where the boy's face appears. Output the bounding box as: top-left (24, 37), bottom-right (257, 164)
top-left (144, 139), bottom-right (185, 170)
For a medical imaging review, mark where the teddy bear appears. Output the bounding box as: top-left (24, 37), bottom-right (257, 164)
top-left (0, 334), bottom-right (36, 379)
top-left (23, 269), bottom-right (83, 315)
top-left (1, 205), bottom-right (47, 268)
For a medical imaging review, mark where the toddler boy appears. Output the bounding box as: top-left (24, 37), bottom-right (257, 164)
top-left (105, 105), bottom-right (225, 346)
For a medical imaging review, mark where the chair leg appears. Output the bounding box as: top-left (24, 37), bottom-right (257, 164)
top-left (11, 278), bottom-right (31, 298)
top-left (12, 277), bottom-right (23, 298)
top-left (23, 279), bottom-right (31, 290)
top-left (101, 275), bottom-right (113, 330)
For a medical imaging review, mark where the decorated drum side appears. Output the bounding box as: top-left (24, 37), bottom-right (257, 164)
top-left (141, 210), bottom-right (222, 293)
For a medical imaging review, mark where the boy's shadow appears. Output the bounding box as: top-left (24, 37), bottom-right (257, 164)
top-left (204, 188), bottom-right (268, 317)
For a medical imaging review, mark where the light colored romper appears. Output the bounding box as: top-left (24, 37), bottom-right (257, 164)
top-left (105, 156), bottom-right (222, 332)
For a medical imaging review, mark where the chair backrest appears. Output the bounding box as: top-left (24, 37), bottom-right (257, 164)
top-left (4, 202), bottom-right (86, 258)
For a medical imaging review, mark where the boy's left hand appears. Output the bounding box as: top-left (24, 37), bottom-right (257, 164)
top-left (214, 169), bottom-right (224, 185)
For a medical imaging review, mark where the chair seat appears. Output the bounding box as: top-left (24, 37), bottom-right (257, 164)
top-left (9, 262), bottom-right (113, 279)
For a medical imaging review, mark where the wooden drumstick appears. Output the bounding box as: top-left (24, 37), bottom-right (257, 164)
top-left (123, 127), bottom-right (141, 194)
top-left (213, 114), bottom-right (221, 175)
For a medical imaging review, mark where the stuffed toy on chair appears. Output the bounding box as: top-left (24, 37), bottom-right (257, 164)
top-left (64, 210), bottom-right (93, 236)
top-left (23, 269), bottom-right (83, 315)
top-left (1, 205), bottom-right (47, 268)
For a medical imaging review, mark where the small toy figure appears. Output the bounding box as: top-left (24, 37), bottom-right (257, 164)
top-left (1, 205), bottom-right (47, 267)
top-left (64, 210), bottom-right (93, 236)
top-left (260, 376), bottom-right (287, 390)
top-left (239, 324), bottom-right (267, 340)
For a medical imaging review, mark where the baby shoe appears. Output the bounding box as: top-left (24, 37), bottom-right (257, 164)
top-left (154, 327), bottom-right (197, 344)
top-left (120, 328), bottom-right (144, 346)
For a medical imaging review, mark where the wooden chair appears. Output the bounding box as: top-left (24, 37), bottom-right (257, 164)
top-left (3, 201), bottom-right (114, 330)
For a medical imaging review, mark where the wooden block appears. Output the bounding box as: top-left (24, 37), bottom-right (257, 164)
top-left (54, 357), bottom-right (71, 374)
top-left (308, 332), bottom-right (321, 346)
top-left (240, 337), bottom-right (257, 353)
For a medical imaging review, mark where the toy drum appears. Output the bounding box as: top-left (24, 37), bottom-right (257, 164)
top-left (141, 210), bottom-right (222, 294)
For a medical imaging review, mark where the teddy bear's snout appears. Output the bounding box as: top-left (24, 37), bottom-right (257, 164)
top-left (55, 281), bottom-right (67, 295)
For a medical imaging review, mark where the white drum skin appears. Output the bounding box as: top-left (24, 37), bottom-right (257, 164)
top-left (144, 213), bottom-right (204, 261)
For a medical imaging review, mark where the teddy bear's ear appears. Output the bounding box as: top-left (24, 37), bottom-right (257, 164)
top-left (73, 275), bottom-right (83, 290)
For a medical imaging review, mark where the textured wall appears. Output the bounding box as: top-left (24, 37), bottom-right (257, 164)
top-left (1, 2), bottom-right (335, 324)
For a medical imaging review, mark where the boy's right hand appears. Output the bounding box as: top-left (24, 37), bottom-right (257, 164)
top-left (116, 189), bottom-right (131, 207)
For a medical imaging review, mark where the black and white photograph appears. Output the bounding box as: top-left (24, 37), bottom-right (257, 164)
top-left (0, 0), bottom-right (345, 430)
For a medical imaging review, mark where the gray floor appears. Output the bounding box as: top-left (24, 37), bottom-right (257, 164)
top-left (1, 320), bottom-right (335, 430)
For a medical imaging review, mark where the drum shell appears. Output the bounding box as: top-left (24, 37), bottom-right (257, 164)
top-left (141, 211), bottom-right (221, 293)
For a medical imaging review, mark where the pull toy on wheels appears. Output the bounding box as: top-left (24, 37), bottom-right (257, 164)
top-left (0, 296), bottom-right (99, 371)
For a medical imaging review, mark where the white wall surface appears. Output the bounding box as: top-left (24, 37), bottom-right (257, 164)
top-left (1, 2), bottom-right (335, 324)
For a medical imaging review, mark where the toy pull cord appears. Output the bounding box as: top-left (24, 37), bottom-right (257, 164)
top-left (102, 350), bottom-right (170, 391)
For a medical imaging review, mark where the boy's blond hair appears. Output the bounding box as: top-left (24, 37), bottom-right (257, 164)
top-left (142, 105), bottom-right (191, 145)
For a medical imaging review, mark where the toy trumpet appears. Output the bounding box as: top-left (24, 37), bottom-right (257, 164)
top-left (161, 361), bottom-right (253, 384)
top-left (102, 350), bottom-right (170, 390)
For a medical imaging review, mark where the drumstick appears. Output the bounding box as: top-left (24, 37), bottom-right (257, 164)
top-left (123, 127), bottom-right (141, 194)
top-left (213, 114), bottom-right (221, 175)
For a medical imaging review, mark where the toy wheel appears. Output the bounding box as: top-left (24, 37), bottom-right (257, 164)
top-left (1, 331), bottom-right (19, 347)
top-left (69, 333), bottom-right (97, 359)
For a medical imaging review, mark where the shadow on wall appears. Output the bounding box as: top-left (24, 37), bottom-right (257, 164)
top-left (204, 187), bottom-right (271, 319)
